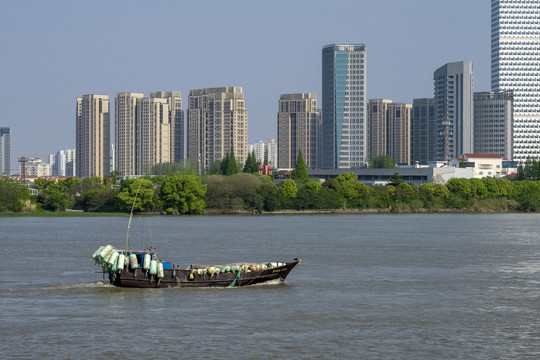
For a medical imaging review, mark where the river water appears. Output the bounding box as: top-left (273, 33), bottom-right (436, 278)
top-left (1, 214), bottom-right (540, 359)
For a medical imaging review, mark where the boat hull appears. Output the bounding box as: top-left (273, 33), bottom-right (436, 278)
top-left (108, 259), bottom-right (301, 288)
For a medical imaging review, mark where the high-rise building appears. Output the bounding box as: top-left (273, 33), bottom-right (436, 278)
top-left (322, 44), bottom-right (368, 169)
top-left (474, 91), bottom-right (514, 159)
top-left (491, 0), bottom-right (540, 162)
top-left (136, 97), bottom-right (170, 174)
top-left (150, 91), bottom-right (184, 163)
top-left (115, 91), bottom-right (183, 176)
top-left (368, 100), bottom-right (412, 165)
top-left (434, 61), bottom-right (474, 161)
top-left (265, 138), bottom-right (277, 167)
top-left (277, 93), bottom-right (321, 169)
top-left (411, 98), bottom-right (435, 164)
top-left (115, 92), bottom-right (144, 176)
top-left (388, 103), bottom-right (412, 166)
top-left (187, 87), bottom-right (247, 169)
top-left (50, 149), bottom-right (76, 176)
top-left (249, 138), bottom-right (278, 166)
top-left (76, 95), bottom-right (110, 178)
top-left (115, 92), bottom-right (143, 175)
top-left (368, 99), bottom-right (392, 161)
top-left (0, 127), bottom-right (10, 175)
top-left (248, 140), bottom-right (266, 164)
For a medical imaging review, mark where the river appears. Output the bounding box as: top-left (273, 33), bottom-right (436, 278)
top-left (1, 214), bottom-right (540, 359)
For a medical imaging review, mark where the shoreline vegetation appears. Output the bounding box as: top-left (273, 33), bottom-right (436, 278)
top-left (2, 168), bottom-right (540, 217)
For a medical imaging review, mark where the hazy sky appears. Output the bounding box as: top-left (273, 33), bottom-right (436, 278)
top-left (1, 0), bottom-right (491, 168)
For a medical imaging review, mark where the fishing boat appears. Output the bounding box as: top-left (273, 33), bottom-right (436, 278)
top-left (92, 245), bottom-right (301, 288)
top-left (91, 180), bottom-right (300, 288)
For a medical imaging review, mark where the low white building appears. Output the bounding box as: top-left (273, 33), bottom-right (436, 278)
top-left (20, 158), bottom-right (51, 177)
top-left (450, 154), bottom-right (517, 179)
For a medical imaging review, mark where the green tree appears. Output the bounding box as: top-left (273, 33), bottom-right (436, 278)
top-left (433, 184), bottom-right (450, 200)
top-left (469, 178), bottom-right (488, 198)
top-left (258, 181), bottom-right (281, 212)
top-left (243, 150), bottom-right (260, 174)
top-left (446, 178), bottom-right (471, 208)
top-left (369, 155), bottom-right (396, 168)
top-left (115, 178), bottom-right (155, 212)
top-left (147, 159), bottom-right (200, 175)
top-left (104, 170), bottom-right (123, 187)
top-left (394, 182), bottom-right (418, 204)
top-left (388, 173), bottom-right (404, 187)
top-left (225, 146), bottom-right (239, 176)
top-left (291, 150), bottom-right (309, 181)
top-left (34, 178), bottom-right (74, 211)
top-left (334, 172), bottom-right (362, 208)
top-left (208, 159), bottom-right (223, 175)
top-left (161, 173), bottom-right (207, 214)
top-left (512, 181), bottom-right (540, 211)
top-left (0, 177), bottom-right (31, 212)
top-left (203, 173), bottom-right (268, 212)
top-left (280, 179), bottom-right (298, 199)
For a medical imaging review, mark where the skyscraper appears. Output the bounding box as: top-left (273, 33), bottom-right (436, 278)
top-left (50, 149), bottom-right (76, 176)
top-left (491, 0), bottom-right (540, 162)
top-left (115, 91), bottom-right (183, 176)
top-left (387, 103), bottom-right (412, 166)
top-left (136, 97), bottom-right (170, 174)
top-left (277, 93), bottom-right (321, 169)
top-left (187, 87), bottom-right (247, 169)
top-left (474, 91), bottom-right (514, 159)
top-left (322, 44), bottom-right (368, 169)
top-left (115, 92), bottom-right (144, 176)
top-left (434, 61), bottom-right (474, 161)
top-left (150, 91), bottom-right (184, 163)
top-left (411, 98), bottom-right (435, 164)
top-left (76, 95), bottom-right (110, 178)
top-left (368, 100), bottom-right (412, 165)
top-left (368, 99), bottom-right (392, 161)
top-left (0, 127), bottom-right (10, 175)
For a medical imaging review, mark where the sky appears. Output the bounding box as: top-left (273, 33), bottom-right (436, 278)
top-left (0, 0), bottom-right (491, 170)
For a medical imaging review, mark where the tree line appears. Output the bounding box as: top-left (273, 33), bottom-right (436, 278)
top-left (2, 152), bottom-right (540, 214)
top-left (3, 170), bottom-right (540, 214)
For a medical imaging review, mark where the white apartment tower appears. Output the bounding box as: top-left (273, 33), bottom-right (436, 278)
top-left (115, 92), bottom-right (144, 176)
top-left (136, 97), bottom-right (170, 174)
top-left (248, 138), bottom-right (277, 167)
top-left (187, 87), bottom-right (247, 169)
top-left (50, 149), bottom-right (76, 176)
top-left (150, 91), bottom-right (184, 163)
top-left (492, 0), bottom-right (540, 161)
top-left (76, 95), bottom-right (110, 178)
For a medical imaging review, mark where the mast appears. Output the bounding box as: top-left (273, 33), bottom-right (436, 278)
top-left (126, 178), bottom-right (143, 250)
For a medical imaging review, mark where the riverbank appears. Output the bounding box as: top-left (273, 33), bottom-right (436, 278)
top-left (0, 206), bottom-right (535, 217)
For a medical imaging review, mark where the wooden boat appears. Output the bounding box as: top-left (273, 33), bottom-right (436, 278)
top-left (93, 246), bottom-right (301, 288)
top-left (92, 182), bottom-right (300, 288)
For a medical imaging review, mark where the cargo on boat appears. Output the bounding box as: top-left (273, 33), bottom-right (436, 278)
top-left (92, 245), bottom-right (300, 288)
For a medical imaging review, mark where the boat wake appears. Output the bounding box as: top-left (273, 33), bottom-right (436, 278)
top-left (0, 281), bottom-right (114, 295)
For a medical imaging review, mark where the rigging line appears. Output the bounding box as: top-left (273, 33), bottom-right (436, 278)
top-left (126, 178), bottom-right (143, 250)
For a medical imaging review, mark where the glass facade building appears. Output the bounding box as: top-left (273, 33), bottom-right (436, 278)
top-left (411, 98), bottom-right (435, 164)
top-left (434, 61), bottom-right (474, 161)
top-left (491, 0), bottom-right (540, 161)
top-left (322, 44), bottom-right (367, 169)
top-left (0, 127), bottom-right (10, 175)
top-left (473, 91), bottom-right (514, 159)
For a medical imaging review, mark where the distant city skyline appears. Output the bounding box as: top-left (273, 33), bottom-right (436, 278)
top-left (1, 1), bottom-right (491, 167)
